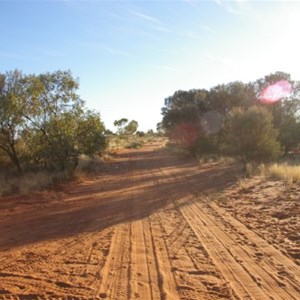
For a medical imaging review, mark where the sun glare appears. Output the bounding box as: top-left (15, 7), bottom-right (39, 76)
top-left (260, 80), bottom-right (292, 104)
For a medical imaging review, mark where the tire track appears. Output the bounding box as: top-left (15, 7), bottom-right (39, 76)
top-left (129, 153), bottom-right (179, 300)
top-left (1, 141), bottom-right (299, 299)
top-left (148, 215), bottom-right (180, 300)
top-left (130, 218), bottom-right (158, 299)
top-left (179, 194), bottom-right (300, 299)
top-left (179, 196), bottom-right (267, 299)
top-left (161, 162), bottom-right (300, 299)
top-left (155, 166), bottom-right (236, 299)
top-left (208, 202), bottom-right (300, 293)
top-left (157, 201), bottom-right (235, 300)
top-left (96, 222), bottom-right (131, 299)
top-left (127, 159), bottom-right (151, 300)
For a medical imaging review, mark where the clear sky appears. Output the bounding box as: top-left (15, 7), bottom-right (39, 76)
top-left (1, 0), bottom-right (300, 131)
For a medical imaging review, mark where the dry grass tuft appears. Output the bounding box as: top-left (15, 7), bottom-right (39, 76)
top-left (0, 170), bottom-right (70, 197)
top-left (245, 162), bottom-right (267, 177)
top-left (198, 155), bottom-right (235, 166)
top-left (244, 161), bottom-right (300, 184)
top-left (75, 155), bottom-right (105, 177)
top-left (107, 135), bottom-right (143, 150)
top-left (0, 155), bottom-right (108, 197)
top-left (267, 163), bottom-right (300, 183)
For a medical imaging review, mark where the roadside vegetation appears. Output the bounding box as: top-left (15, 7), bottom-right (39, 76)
top-left (0, 70), bottom-right (162, 196)
top-left (2, 68), bottom-right (300, 195)
top-left (107, 131), bottom-right (160, 152)
top-left (245, 161), bottom-right (300, 184)
top-left (161, 71), bottom-right (300, 182)
top-left (0, 70), bottom-right (106, 196)
top-left (267, 163), bottom-right (300, 183)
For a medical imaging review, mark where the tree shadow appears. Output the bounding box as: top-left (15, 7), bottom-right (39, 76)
top-left (0, 145), bottom-right (242, 250)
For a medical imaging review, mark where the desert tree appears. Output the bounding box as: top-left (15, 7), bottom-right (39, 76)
top-left (124, 120), bottom-right (138, 135)
top-left (114, 118), bottom-right (128, 135)
top-left (0, 70), bottom-right (25, 172)
top-left (0, 69), bottom-right (107, 172)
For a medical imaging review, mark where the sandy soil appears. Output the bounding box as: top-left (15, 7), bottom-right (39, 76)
top-left (0, 140), bottom-right (299, 299)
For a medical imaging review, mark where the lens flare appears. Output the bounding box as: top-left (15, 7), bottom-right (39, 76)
top-left (201, 111), bottom-right (223, 134)
top-left (171, 123), bottom-right (199, 147)
top-left (260, 80), bottom-right (292, 104)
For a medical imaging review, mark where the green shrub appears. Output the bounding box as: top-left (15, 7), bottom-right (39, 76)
top-left (222, 106), bottom-right (280, 165)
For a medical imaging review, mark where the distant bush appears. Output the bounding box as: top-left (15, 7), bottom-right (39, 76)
top-left (136, 131), bottom-right (146, 137)
top-left (125, 141), bottom-right (142, 149)
top-left (107, 135), bottom-right (144, 151)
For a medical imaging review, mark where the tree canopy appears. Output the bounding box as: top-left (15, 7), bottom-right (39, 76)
top-left (222, 106), bottom-right (280, 164)
top-left (114, 118), bottom-right (138, 135)
top-left (161, 71), bottom-right (300, 160)
top-left (0, 69), bottom-right (107, 172)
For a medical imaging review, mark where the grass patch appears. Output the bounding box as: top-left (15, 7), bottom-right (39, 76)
top-left (125, 141), bottom-right (143, 149)
top-left (198, 154), bottom-right (235, 166)
top-left (0, 170), bottom-right (71, 197)
top-left (245, 162), bottom-right (267, 177)
top-left (165, 142), bottom-right (190, 156)
top-left (0, 155), bottom-right (108, 197)
top-left (106, 134), bottom-right (150, 151)
top-left (245, 161), bottom-right (300, 184)
top-left (267, 163), bottom-right (300, 183)
top-left (75, 155), bottom-right (106, 178)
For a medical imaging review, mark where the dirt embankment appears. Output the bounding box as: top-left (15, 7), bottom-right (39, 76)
top-left (0, 141), bottom-right (299, 299)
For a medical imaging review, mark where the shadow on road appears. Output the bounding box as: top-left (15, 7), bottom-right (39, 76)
top-left (0, 143), bottom-right (242, 250)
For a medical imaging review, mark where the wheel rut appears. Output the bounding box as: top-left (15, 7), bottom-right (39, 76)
top-left (0, 140), bottom-right (299, 299)
top-left (178, 194), bottom-right (300, 299)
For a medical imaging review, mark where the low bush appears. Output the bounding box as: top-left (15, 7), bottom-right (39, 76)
top-left (125, 141), bottom-right (142, 149)
top-left (0, 170), bottom-right (71, 197)
top-left (107, 135), bottom-right (145, 151)
top-left (75, 155), bottom-right (105, 175)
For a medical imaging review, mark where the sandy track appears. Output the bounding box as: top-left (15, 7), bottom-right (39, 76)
top-left (0, 141), bottom-right (299, 299)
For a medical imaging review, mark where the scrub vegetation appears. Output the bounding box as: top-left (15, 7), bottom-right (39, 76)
top-left (161, 71), bottom-right (300, 178)
top-left (1, 69), bottom-right (300, 194)
top-left (0, 70), bottom-right (106, 195)
top-left (0, 69), bottom-right (163, 195)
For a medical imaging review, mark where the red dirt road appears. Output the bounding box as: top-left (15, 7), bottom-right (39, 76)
top-left (0, 141), bottom-right (299, 299)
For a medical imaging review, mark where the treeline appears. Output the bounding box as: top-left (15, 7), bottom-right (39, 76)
top-left (0, 70), bottom-right (107, 174)
top-left (161, 71), bottom-right (300, 164)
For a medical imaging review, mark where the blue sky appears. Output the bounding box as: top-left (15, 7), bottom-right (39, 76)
top-left (1, 0), bottom-right (300, 131)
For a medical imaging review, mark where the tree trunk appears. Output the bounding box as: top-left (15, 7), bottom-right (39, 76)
top-left (8, 143), bottom-right (23, 173)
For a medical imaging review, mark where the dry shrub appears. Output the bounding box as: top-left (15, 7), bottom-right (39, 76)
top-left (125, 141), bottom-right (142, 149)
top-left (0, 170), bottom-right (70, 197)
top-left (19, 171), bottom-right (71, 193)
top-left (76, 155), bottom-right (104, 175)
top-left (249, 162), bottom-right (300, 183)
top-left (107, 135), bottom-right (144, 151)
top-left (198, 155), bottom-right (235, 166)
top-left (0, 155), bottom-right (108, 197)
top-left (101, 152), bottom-right (115, 162)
